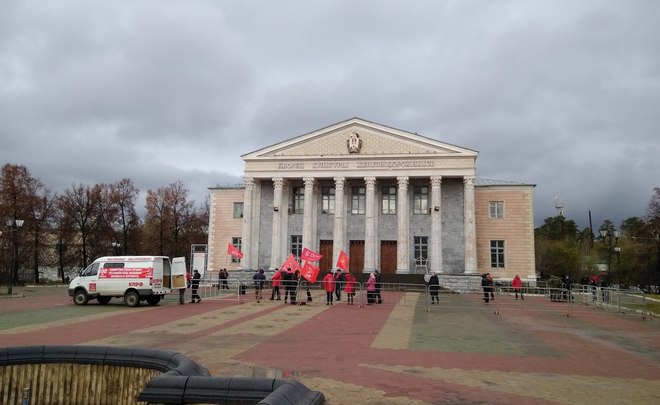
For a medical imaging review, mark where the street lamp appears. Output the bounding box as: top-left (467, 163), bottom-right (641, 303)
top-left (6, 218), bottom-right (24, 295)
top-left (111, 241), bottom-right (121, 255)
top-left (56, 239), bottom-right (67, 283)
top-left (613, 246), bottom-right (621, 287)
top-left (600, 228), bottom-right (620, 287)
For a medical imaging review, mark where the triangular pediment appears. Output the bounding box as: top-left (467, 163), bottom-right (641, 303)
top-left (242, 118), bottom-right (478, 160)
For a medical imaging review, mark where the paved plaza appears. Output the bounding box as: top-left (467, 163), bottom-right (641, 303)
top-left (1, 285), bottom-right (659, 404)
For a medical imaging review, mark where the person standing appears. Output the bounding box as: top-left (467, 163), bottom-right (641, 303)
top-left (179, 271), bottom-right (191, 305)
top-left (428, 272), bottom-right (440, 304)
top-left (253, 269), bottom-right (266, 303)
top-left (322, 271), bottom-right (335, 305)
top-left (270, 268), bottom-right (282, 300)
top-left (334, 269), bottom-right (346, 301)
top-left (344, 272), bottom-right (356, 305)
top-left (481, 273), bottom-right (490, 303)
top-left (218, 268), bottom-right (229, 290)
top-left (366, 272), bottom-right (377, 304)
top-left (283, 267), bottom-right (294, 304)
top-left (374, 270), bottom-right (383, 304)
top-left (190, 270), bottom-right (201, 303)
top-left (512, 274), bottom-right (524, 300)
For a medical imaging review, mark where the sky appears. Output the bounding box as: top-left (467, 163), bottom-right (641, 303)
top-left (1, 0), bottom-right (658, 231)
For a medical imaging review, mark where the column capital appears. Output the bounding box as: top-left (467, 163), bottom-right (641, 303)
top-left (365, 177), bottom-right (376, 190)
top-left (431, 176), bottom-right (442, 188)
top-left (334, 177), bottom-right (345, 191)
top-left (304, 177), bottom-right (316, 189)
top-left (463, 176), bottom-right (475, 189)
top-left (243, 177), bottom-right (255, 190)
top-left (397, 176), bottom-right (409, 189)
top-left (272, 177), bottom-right (284, 190)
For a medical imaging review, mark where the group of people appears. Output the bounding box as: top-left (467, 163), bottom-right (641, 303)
top-left (321, 268), bottom-right (358, 305)
top-left (217, 268), bottom-right (229, 290)
top-left (481, 273), bottom-right (525, 303)
top-left (365, 270), bottom-right (383, 305)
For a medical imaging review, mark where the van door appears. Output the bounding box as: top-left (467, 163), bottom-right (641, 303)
top-left (171, 257), bottom-right (187, 290)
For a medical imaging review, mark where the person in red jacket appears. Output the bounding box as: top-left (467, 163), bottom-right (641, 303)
top-left (322, 271), bottom-right (335, 305)
top-left (270, 268), bottom-right (282, 300)
top-left (343, 273), bottom-right (356, 305)
top-left (512, 274), bottom-right (524, 300)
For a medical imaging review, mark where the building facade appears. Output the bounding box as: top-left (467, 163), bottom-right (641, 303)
top-left (207, 118), bottom-right (536, 283)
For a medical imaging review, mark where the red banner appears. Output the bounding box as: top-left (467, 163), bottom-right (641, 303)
top-left (301, 261), bottom-right (320, 283)
top-left (336, 250), bottom-right (349, 271)
top-left (281, 253), bottom-right (300, 273)
top-left (300, 247), bottom-right (322, 262)
top-left (227, 243), bottom-right (244, 259)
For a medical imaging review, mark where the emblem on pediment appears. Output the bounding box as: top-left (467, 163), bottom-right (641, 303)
top-left (347, 131), bottom-right (362, 153)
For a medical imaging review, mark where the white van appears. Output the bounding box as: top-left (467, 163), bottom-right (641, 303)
top-left (68, 256), bottom-right (184, 307)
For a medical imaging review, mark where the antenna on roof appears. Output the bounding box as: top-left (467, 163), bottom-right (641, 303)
top-left (554, 195), bottom-right (565, 217)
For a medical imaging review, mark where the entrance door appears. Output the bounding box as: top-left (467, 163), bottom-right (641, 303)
top-left (349, 240), bottom-right (364, 273)
top-left (319, 240), bottom-right (333, 272)
top-left (380, 241), bottom-right (397, 274)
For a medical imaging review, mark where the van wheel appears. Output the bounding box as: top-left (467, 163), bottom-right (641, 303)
top-left (97, 296), bottom-right (111, 305)
top-left (73, 290), bottom-right (89, 305)
top-left (124, 291), bottom-right (140, 307)
top-left (146, 295), bottom-right (161, 305)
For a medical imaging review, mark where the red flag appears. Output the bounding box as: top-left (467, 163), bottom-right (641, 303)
top-left (301, 261), bottom-right (320, 283)
top-left (227, 243), bottom-right (244, 259)
top-left (281, 253), bottom-right (300, 272)
top-left (336, 250), bottom-right (349, 271)
top-left (300, 247), bottom-right (322, 262)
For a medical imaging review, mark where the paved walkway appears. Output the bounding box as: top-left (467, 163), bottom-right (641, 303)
top-left (1, 286), bottom-right (659, 404)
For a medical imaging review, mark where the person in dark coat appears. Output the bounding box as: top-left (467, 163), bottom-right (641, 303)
top-left (190, 270), bottom-right (201, 303)
top-left (374, 270), bottom-right (383, 304)
top-left (334, 269), bottom-right (346, 301)
top-left (481, 273), bottom-right (490, 303)
top-left (428, 272), bottom-right (440, 304)
top-left (253, 269), bottom-right (266, 303)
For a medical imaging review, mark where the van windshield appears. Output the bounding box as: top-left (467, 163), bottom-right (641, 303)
top-left (81, 263), bottom-right (99, 277)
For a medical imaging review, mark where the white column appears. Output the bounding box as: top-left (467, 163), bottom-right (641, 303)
top-left (431, 176), bottom-right (443, 273)
top-left (464, 176), bottom-right (477, 274)
top-left (333, 177), bottom-right (346, 267)
top-left (303, 177), bottom-right (315, 252)
top-left (396, 176), bottom-right (410, 274)
top-left (241, 178), bottom-right (255, 269)
top-left (364, 177), bottom-right (376, 273)
top-left (270, 178), bottom-right (284, 269)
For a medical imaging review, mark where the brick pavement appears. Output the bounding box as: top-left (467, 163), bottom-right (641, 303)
top-left (1, 286), bottom-right (659, 404)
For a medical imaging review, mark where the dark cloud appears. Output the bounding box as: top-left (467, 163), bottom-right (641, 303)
top-left (1, 0), bottom-right (658, 230)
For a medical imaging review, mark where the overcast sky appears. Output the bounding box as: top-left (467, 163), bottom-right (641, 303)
top-left (1, 0), bottom-right (658, 230)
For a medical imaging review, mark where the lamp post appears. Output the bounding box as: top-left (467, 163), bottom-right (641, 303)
top-left (6, 218), bottom-right (24, 296)
top-left (56, 239), bottom-right (67, 283)
top-left (111, 241), bottom-right (121, 255)
top-left (613, 246), bottom-right (621, 287)
top-left (600, 228), bottom-right (620, 287)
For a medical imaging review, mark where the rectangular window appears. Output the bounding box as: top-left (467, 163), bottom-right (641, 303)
top-left (233, 202), bottom-right (244, 218)
top-left (490, 240), bottom-right (505, 268)
top-left (489, 201), bottom-right (504, 219)
top-left (231, 237), bottom-right (242, 263)
top-left (351, 186), bottom-right (366, 215)
top-left (381, 186), bottom-right (396, 215)
top-left (291, 235), bottom-right (303, 259)
top-left (322, 187), bottom-right (335, 214)
top-left (413, 236), bottom-right (429, 263)
top-left (292, 187), bottom-right (304, 214)
top-left (413, 186), bottom-right (429, 214)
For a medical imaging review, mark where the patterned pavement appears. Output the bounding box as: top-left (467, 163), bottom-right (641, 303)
top-left (1, 285), bottom-right (659, 404)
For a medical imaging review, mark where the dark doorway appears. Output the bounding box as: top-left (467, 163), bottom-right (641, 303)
top-left (349, 240), bottom-right (364, 273)
top-left (319, 240), bottom-right (333, 272)
top-left (380, 241), bottom-right (397, 274)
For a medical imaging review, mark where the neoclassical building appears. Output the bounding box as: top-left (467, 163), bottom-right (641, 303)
top-left (207, 118), bottom-right (536, 283)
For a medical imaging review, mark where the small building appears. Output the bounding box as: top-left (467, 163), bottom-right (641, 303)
top-left (207, 118), bottom-right (536, 284)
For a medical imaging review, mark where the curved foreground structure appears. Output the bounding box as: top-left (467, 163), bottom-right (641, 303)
top-left (0, 345), bottom-right (325, 405)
